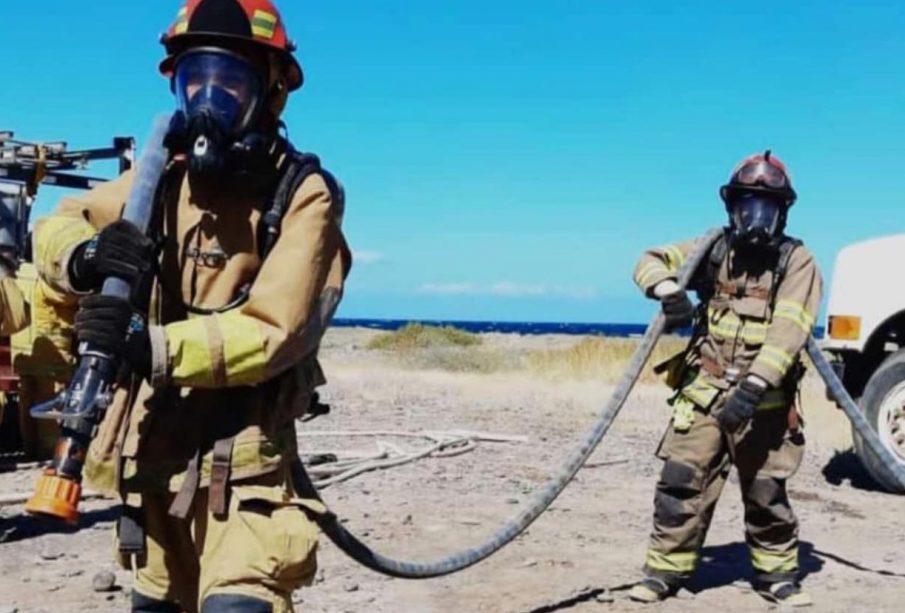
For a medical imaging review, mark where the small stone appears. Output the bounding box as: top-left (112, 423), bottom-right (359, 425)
top-left (315, 570), bottom-right (326, 584)
top-left (92, 571), bottom-right (117, 593)
top-left (522, 559), bottom-right (538, 568)
top-left (343, 582), bottom-right (359, 592)
top-left (595, 590), bottom-right (614, 603)
top-left (0, 606), bottom-right (19, 613)
top-left (402, 515), bottom-right (413, 525)
top-left (39, 540), bottom-right (64, 561)
top-left (506, 498), bottom-right (519, 505)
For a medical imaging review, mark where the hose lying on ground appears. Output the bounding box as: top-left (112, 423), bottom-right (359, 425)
top-left (290, 228), bottom-right (726, 579)
top-left (807, 339), bottom-right (905, 489)
top-left (299, 430), bottom-right (529, 488)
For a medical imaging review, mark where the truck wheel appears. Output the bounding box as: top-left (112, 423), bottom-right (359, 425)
top-left (855, 348), bottom-right (905, 493)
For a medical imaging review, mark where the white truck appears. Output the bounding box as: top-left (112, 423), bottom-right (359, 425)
top-left (824, 235), bottom-right (905, 492)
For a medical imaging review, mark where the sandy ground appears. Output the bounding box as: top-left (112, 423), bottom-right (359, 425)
top-left (1, 328), bottom-right (903, 612)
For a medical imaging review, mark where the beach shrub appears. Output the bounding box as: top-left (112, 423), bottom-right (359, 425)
top-left (367, 323), bottom-right (481, 351)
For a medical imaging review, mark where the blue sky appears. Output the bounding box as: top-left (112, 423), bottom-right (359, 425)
top-left (5, 1), bottom-right (905, 323)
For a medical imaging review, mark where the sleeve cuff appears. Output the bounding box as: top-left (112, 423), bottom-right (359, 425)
top-left (641, 272), bottom-right (678, 297)
top-left (148, 325), bottom-right (170, 388)
top-left (748, 362), bottom-right (785, 388)
top-left (56, 241), bottom-right (92, 295)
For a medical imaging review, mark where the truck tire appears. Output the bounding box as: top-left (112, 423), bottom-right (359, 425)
top-left (855, 348), bottom-right (905, 493)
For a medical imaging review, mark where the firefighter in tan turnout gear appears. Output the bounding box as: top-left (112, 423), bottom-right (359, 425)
top-left (628, 152), bottom-right (822, 607)
top-left (32, 0), bottom-right (351, 611)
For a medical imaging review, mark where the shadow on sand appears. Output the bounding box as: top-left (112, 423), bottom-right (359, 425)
top-left (0, 506), bottom-right (118, 544)
top-left (524, 541), bottom-right (824, 613)
top-left (821, 448), bottom-right (890, 494)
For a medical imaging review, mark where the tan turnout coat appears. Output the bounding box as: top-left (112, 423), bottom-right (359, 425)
top-left (34, 161), bottom-right (352, 496)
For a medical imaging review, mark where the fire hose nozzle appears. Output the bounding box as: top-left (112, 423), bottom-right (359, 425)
top-left (25, 469), bottom-right (82, 525)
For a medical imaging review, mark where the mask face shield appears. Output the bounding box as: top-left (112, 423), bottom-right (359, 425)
top-left (729, 193), bottom-right (784, 245)
top-left (173, 49), bottom-right (265, 137)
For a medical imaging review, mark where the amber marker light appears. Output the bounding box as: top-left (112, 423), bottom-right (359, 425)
top-left (829, 315), bottom-right (862, 341)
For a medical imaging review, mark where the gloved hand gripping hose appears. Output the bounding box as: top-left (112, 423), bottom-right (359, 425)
top-left (25, 114), bottom-right (172, 524)
top-left (290, 229), bottom-right (726, 578)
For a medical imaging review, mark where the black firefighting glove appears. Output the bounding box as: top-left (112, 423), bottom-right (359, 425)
top-left (718, 378), bottom-right (766, 434)
top-left (69, 220), bottom-right (156, 292)
top-left (75, 295), bottom-right (151, 379)
top-left (660, 290), bottom-right (696, 332)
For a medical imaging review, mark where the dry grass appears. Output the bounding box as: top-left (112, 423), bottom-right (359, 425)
top-left (367, 323), bottom-right (481, 351)
top-left (366, 324), bottom-right (694, 383)
top-left (525, 335), bottom-right (690, 383)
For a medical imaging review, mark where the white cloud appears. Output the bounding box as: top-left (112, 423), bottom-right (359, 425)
top-left (353, 250), bottom-right (384, 264)
top-left (418, 282), bottom-right (479, 295)
top-left (418, 281), bottom-right (598, 300)
top-left (488, 281), bottom-right (547, 297)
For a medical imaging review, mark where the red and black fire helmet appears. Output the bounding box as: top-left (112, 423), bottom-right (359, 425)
top-left (159, 0), bottom-right (303, 91)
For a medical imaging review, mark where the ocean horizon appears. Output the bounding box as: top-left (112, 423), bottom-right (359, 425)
top-left (334, 318), bottom-right (827, 339)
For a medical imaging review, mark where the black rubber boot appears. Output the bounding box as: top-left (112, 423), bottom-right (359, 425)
top-left (131, 591), bottom-right (182, 613)
top-left (753, 580), bottom-right (813, 607)
top-left (200, 593), bottom-right (273, 613)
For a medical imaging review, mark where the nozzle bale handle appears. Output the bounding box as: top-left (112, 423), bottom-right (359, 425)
top-left (25, 113), bottom-right (172, 524)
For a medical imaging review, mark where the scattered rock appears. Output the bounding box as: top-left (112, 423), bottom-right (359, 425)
top-left (595, 590), bottom-right (615, 603)
top-left (39, 538), bottom-right (65, 561)
top-left (0, 606), bottom-right (18, 613)
top-left (92, 570), bottom-right (117, 593)
top-left (402, 514), bottom-right (413, 525)
top-left (343, 582), bottom-right (360, 592)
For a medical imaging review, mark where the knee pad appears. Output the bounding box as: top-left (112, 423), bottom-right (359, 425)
top-left (746, 477), bottom-right (795, 525)
top-left (201, 593), bottom-right (273, 613)
top-left (655, 460), bottom-right (701, 528)
top-left (131, 591), bottom-right (182, 613)
top-left (747, 477), bottom-right (787, 508)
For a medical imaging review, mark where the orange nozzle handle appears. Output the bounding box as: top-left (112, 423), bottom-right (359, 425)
top-left (25, 470), bottom-right (82, 525)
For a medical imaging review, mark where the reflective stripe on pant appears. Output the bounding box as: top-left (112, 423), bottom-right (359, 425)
top-left (119, 467), bottom-right (318, 613)
top-left (644, 405), bottom-right (804, 583)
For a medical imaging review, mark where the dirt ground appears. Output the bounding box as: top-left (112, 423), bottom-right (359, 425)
top-left (1, 328), bottom-right (903, 612)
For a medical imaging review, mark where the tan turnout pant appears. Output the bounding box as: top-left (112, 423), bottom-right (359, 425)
top-left (119, 467), bottom-right (319, 613)
top-left (644, 405), bottom-right (805, 585)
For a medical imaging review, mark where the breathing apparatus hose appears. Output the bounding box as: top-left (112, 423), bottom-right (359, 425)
top-left (807, 339), bottom-right (905, 489)
top-left (290, 229), bottom-right (726, 578)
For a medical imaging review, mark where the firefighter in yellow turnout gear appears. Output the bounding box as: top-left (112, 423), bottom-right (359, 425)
top-left (33, 1), bottom-right (351, 611)
top-left (10, 263), bottom-right (78, 459)
top-left (629, 152), bottom-right (822, 607)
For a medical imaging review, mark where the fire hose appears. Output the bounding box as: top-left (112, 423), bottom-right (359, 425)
top-left (18, 123), bottom-right (905, 579)
top-left (286, 227), bottom-right (726, 578)
top-left (288, 232), bottom-right (905, 579)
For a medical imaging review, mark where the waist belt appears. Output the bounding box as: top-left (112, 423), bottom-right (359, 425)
top-left (700, 356), bottom-right (794, 414)
top-left (700, 355), bottom-right (746, 384)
